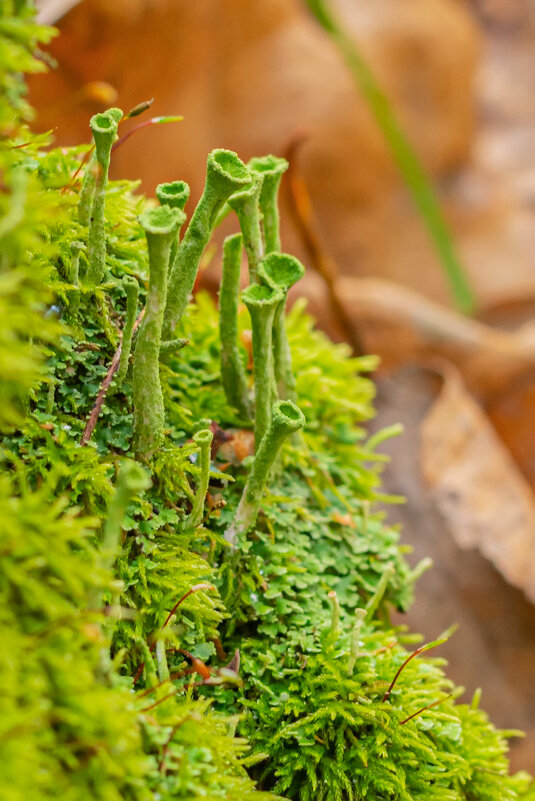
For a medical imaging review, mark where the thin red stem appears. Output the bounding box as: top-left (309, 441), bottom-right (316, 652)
top-left (399, 694), bottom-right (451, 725)
top-left (162, 583), bottom-right (215, 628)
top-left (382, 640), bottom-right (445, 703)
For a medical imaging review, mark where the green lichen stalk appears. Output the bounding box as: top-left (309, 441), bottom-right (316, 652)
top-left (189, 427), bottom-right (214, 528)
top-left (115, 275), bottom-right (139, 388)
top-left (101, 459), bottom-right (151, 571)
top-left (68, 240), bottom-right (83, 316)
top-left (347, 607), bottom-right (367, 674)
top-left (225, 399), bottom-right (305, 545)
top-left (156, 179), bottom-right (190, 212)
top-left (132, 205), bottom-right (182, 460)
top-left (249, 155), bottom-right (289, 254)
top-left (163, 149), bottom-right (251, 338)
top-left (259, 252), bottom-right (305, 400)
top-left (242, 283), bottom-right (284, 448)
top-left (156, 179), bottom-right (190, 267)
top-left (86, 111), bottom-right (121, 285)
top-left (219, 233), bottom-right (252, 418)
top-left (78, 152), bottom-right (96, 226)
top-left (228, 174), bottom-right (264, 282)
top-left (78, 107), bottom-right (123, 226)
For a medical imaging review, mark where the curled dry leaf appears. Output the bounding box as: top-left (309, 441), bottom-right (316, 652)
top-left (335, 276), bottom-right (535, 401)
top-left (421, 364), bottom-right (535, 602)
top-left (217, 429), bottom-right (255, 465)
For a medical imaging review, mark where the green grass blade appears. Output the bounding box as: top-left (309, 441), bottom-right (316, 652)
top-left (304, 0), bottom-right (475, 314)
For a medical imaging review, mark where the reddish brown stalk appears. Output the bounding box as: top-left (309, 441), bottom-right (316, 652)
top-left (159, 725), bottom-right (177, 773)
top-left (284, 134), bottom-right (364, 355)
top-left (140, 680), bottom-right (205, 713)
top-left (382, 639), bottom-right (447, 703)
top-left (162, 583), bottom-right (216, 628)
top-left (132, 662), bottom-right (145, 685)
top-left (68, 145), bottom-right (95, 189)
top-left (211, 636), bottom-right (228, 662)
top-left (111, 116), bottom-right (183, 154)
top-left (140, 690), bottom-right (179, 713)
top-left (133, 584), bottom-right (215, 684)
top-left (399, 694), bottom-right (452, 725)
top-left (137, 665), bottom-right (197, 699)
top-left (80, 309), bottom-right (144, 445)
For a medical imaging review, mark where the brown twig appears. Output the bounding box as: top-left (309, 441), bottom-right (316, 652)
top-left (284, 134), bottom-right (364, 355)
top-left (80, 309), bottom-right (144, 445)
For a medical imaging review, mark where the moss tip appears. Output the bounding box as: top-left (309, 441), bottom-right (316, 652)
top-left (228, 173), bottom-right (262, 208)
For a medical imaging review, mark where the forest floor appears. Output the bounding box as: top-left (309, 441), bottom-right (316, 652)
top-left (371, 1), bottom-right (535, 772)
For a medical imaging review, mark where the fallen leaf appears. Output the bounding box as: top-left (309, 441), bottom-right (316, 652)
top-left (218, 429), bottom-right (255, 465)
top-left (421, 364), bottom-right (535, 601)
top-left (335, 276), bottom-right (535, 400)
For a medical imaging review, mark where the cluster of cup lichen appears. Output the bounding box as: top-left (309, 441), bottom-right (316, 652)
top-left (2, 5), bottom-right (535, 801)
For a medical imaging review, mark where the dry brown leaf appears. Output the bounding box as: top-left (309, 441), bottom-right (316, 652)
top-left (217, 429), bottom-right (255, 465)
top-left (421, 364), bottom-right (535, 602)
top-left (334, 276), bottom-right (535, 400)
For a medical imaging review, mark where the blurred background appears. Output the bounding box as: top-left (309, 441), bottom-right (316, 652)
top-left (32, 0), bottom-right (535, 769)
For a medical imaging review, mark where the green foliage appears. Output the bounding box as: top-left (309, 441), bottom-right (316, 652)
top-left (239, 616), bottom-right (531, 801)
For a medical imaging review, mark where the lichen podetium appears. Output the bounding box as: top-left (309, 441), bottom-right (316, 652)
top-left (67, 240), bottom-right (84, 318)
top-left (225, 399), bottom-right (305, 546)
top-left (100, 459), bottom-right (151, 572)
top-left (156, 179), bottom-right (190, 268)
top-left (248, 155), bottom-right (289, 254)
top-left (163, 149), bottom-right (251, 338)
top-left (228, 174), bottom-right (264, 283)
top-left (189, 427), bottom-right (214, 528)
top-left (219, 233), bottom-right (252, 418)
top-left (258, 252), bottom-right (305, 400)
top-left (132, 205), bottom-right (183, 460)
top-left (115, 275), bottom-right (139, 388)
top-left (242, 282), bottom-right (283, 449)
top-left (78, 107), bottom-right (123, 227)
top-left (85, 109), bottom-right (122, 285)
